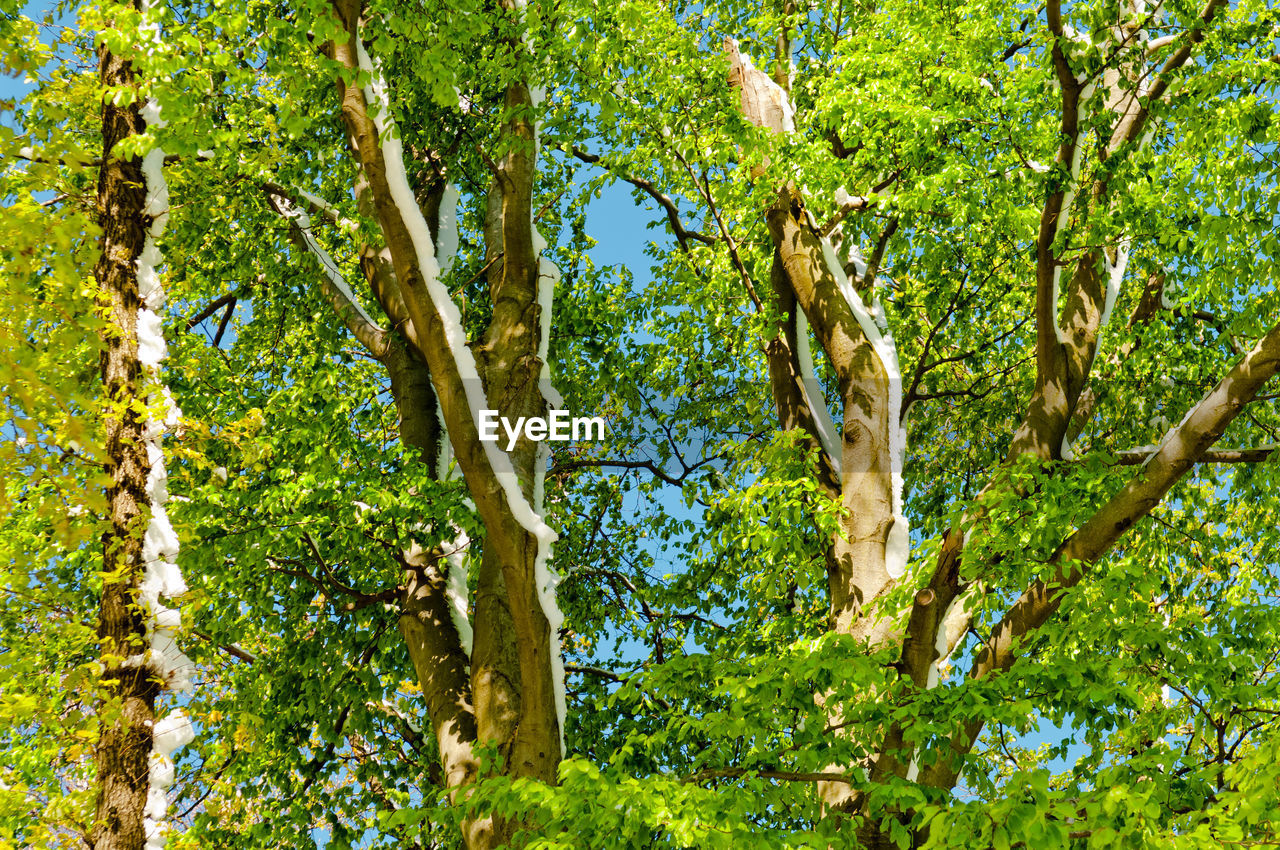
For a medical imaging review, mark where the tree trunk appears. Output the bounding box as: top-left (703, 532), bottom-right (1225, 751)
top-left (322, 3), bottom-right (563, 845)
top-left (91, 11), bottom-right (159, 849)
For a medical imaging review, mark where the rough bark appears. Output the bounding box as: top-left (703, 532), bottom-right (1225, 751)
top-left (475, 38), bottom-right (561, 787)
top-left (91, 12), bottom-right (160, 850)
top-left (382, 339), bottom-right (488, 827)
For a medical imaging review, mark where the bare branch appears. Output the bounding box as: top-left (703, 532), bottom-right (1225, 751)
top-left (212, 297), bottom-right (237, 347)
top-left (1112, 446), bottom-right (1277, 465)
top-left (186, 275), bottom-right (264, 330)
top-left (187, 292), bottom-right (235, 330)
top-left (570, 146), bottom-right (715, 252)
top-left (683, 767), bottom-right (857, 785)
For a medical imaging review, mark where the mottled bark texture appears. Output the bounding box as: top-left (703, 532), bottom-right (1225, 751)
top-left (311, 2), bottom-right (561, 846)
top-left (91, 9), bottom-right (160, 850)
top-left (730, 45), bottom-right (900, 822)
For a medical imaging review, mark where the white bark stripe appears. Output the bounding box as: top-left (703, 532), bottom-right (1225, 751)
top-left (135, 5), bottom-right (196, 843)
top-left (795, 309), bottom-right (843, 474)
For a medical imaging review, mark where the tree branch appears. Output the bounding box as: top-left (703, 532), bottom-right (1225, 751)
top-left (193, 629), bottom-right (257, 664)
top-left (186, 276), bottom-right (263, 330)
top-left (569, 146), bottom-right (715, 251)
top-left (1107, 0), bottom-right (1230, 153)
top-left (303, 532), bottom-right (400, 610)
top-left (683, 767), bottom-right (857, 785)
top-left (923, 318), bottom-right (1280, 790)
top-left (566, 664), bottom-right (673, 711)
top-left (262, 181), bottom-right (357, 231)
top-left (859, 217), bottom-right (899, 291)
top-left (211, 297), bottom-right (237, 347)
top-left (1111, 446), bottom-right (1277, 465)
top-left (265, 190), bottom-right (392, 360)
top-left (553, 453), bottom-right (723, 488)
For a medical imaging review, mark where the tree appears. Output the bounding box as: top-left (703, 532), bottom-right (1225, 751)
top-left (3, 0), bottom-right (1280, 847)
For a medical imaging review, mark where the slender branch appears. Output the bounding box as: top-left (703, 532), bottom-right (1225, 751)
top-left (902, 278), bottom-right (971, 415)
top-left (267, 549), bottom-right (399, 611)
top-left (671, 148), bottom-right (764, 311)
top-left (903, 314), bottom-right (1033, 417)
top-left (187, 292), bottom-right (236, 330)
top-left (682, 767), bottom-right (857, 785)
top-left (570, 146), bottom-right (715, 251)
top-left (186, 275), bottom-right (263, 330)
top-left (211, 297), bottom-right (237, 347)
top-left (175, 748), bottom-right (238, 820)
top-left (265, 190), bottom-right (391, 359)
top-left (553, 453), bottom-right (723, 488)
top-left (365, 700), bottom-right (426, 751)
top-left (193, 629), bottom-right (257, 663)
top-left (303, 532), bottom-right (400, 609)
top-left (859, 217), bottom-right (899, 291)
top-left (565, 664), bottom-right (673, 711)
top-left (1111, 446), bottom-right (1277, 465)
top-left (298, 620), bottom-right (392, 795)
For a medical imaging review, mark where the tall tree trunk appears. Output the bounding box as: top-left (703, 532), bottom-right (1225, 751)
top-left (321, 3), bottom-right (563, 845)
top-left (91, 9), bottom-right (159, 849)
